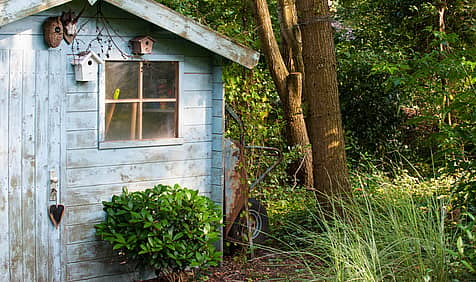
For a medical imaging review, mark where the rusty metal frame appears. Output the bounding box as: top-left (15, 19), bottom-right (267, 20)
top-left (223, 105), bottom-right (282, 240)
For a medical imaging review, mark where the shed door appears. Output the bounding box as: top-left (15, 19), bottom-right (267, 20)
top-left (0, 50), bottom-right (64, 281)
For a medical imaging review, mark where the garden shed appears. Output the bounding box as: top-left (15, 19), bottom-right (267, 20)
top-left (0, 0), bottom-right (259, 281)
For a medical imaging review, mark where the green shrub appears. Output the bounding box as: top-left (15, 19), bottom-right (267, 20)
top-left (95, 184), bottom-right (222, 275)
top-left (267, 173), bottom-right (453, 281)
top-left (448, 211), bottom-right (476, 279)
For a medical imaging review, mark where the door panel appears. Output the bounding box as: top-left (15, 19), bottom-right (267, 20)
top-left (0, 49), bottom-right (64, 281)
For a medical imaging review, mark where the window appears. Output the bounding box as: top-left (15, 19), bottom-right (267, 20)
top-left (104, 61), bottom-right (179, 142)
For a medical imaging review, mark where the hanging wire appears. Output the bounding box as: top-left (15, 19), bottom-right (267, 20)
top-left (72, 0), bottom-right (133, 59)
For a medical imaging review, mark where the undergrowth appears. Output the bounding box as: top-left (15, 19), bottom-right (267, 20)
top-left (257, 171), bottom-right (464, 281)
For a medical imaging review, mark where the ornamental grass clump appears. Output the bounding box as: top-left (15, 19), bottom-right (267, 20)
top-left (269, 173), bottom-right (453, 281)
top-left (95, 184), bottom-right (222, 277)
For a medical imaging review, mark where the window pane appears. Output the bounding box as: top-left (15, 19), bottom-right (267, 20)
top-left (105, 62), bottom-right (139, 99)
top-left (142, 62), bottom-right (177, 99)
top-left (105, 103), bottom-right (138, 141)
top-left (142, 102), bottom-right (176, 139)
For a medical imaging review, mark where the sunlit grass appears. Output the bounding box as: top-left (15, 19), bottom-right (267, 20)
top-left (261, 172), bottom-right (455, 281)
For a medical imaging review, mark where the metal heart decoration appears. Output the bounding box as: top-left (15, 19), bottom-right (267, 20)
top-left (49, 204), bottom-right (65, 229)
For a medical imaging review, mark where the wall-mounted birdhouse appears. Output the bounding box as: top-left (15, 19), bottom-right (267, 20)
top-left (72, 51), bottom-right (104, 81)
top-left (129, 36), bottom-right (155, 55)
top-left (43, 17), bottom-right (63, 48)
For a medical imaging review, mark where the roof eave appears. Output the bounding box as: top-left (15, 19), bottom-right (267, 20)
top-left (104, 0), bottom-right (259, 69)
top-left (0, 0), bottom-right (260, 69)
top-left (0, 0), bottom-right (72, 27)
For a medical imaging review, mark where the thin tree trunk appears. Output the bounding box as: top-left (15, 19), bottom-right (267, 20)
top-left (252, 0), bottom-right (313, 187)
top-left (438, 0), bottom-right (452, 126)
top-left (296, 0), bottom-right (350, 198)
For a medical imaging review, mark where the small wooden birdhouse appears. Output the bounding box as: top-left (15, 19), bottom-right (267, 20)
top-left (129, 36), bottom-right (155, 55)
top-left (43, 17), bottom-right (63, 48)
top-left (72, 51), bottom-right (104, 81)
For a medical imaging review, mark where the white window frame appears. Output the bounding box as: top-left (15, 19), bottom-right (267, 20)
top-left (98, 55), bottom-right (184, 149)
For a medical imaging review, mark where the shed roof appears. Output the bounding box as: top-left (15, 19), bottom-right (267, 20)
top-left (0, 0), bottom-right (259, 69)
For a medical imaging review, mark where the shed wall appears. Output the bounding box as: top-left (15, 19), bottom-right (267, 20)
top-left (0, 0), bottom-right (224, 281)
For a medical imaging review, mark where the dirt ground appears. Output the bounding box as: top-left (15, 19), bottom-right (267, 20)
top-left (144, 249), bottom-right (312, 281)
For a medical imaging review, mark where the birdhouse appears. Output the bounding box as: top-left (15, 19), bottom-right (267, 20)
top-left (129, 36), bottom-right (155, 55)
top-left (43, 17), bottom-right (63, 48)
top-left (72, 51), bottom-right (104, 81)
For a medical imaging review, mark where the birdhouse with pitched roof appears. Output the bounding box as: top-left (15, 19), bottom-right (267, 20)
top-left (72, 51), bottom-right (104, 81)
top-left (130, 35), bottom-right (155, 55)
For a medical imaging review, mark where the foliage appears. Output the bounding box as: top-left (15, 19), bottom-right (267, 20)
top-left (95, 184), bottom-right (222, 275)
top-left (337, 46), bottom-right (405, 162)
top-left (157, 0), bottom-right (293, 188)
top-left (264, 172), bottom-right (454, 281)
top-left (157, 0), bottom-right (259, 46)
top-left (448, 211), bottom-right (476, 278)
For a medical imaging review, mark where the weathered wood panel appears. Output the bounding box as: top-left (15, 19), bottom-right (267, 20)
top-left (184, 56), bottom-right (212, 73)
top-left (0, 0), bottom-right (71, 26)
top-left (35, 50), bottom-right (51, 282)
top-left (21, 50), bottom-right (37, 282)
top-left (66, 73), bottom-right (98, 93)
top-left (0, 50), bottom-right (10, 281)
top-left (66, 259), bottom-right (131, 281)
top-left (8, 49), bottom-right (24, 282)
top-left (65, 223), bottom-right (99, 244)
top-left (183, 73), bottom-right (212, 91)
top-left (66, 111), bottom-right (97, 131)
top-left (67, 142), bottom-right (211, 168)
top-left (67, 158), bottom-right (211, 187)
top-left (63, 176), bottom-right (210, 207)
top-left (48, 49), bottom-right (65, 281)
top-left (66, 92), bottom-right (98, 112)
top-left (182, 90), bottom-right (212, 108)
top-left (64, 204), bottom-right (106, 225)
top-left (82, 272), bottom-right (150, 282)
top-left (183, 124), bottom-right (211, 140)
top-left (67, 130), bottom-right (98, 149)
top-left (66, 241), bottom-right (114, 263)
top-left (211, 64), bottom-right (224, 251)
top-left (0, 50), bottom-right (10, 282)
top-left (183, 107), bottom-right (212, 126)
top-left (0, 34), bottom-right (50, 50)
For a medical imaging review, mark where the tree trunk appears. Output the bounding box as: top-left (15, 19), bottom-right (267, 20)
top-left (252, 0), bottom-right (313, 187)
top-left (438, 0), bottom-right (452, 126)
top-left (296, 0), bottom-right (351, 198)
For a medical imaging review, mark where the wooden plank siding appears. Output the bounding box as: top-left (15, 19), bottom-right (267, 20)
top-left (0, 50), bottom-right (10, 282)
top-left (34, 50), bottom-right (52, 282)
top-left (0, 1), bottom-right (227, 280)
top-left (8, 49), bottom-right (25, 282)
top-left (21, 50), bottom-right (37, 282)
top-left (0, 49), bottom-right (63, 281)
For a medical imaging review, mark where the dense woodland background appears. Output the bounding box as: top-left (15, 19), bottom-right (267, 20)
top-left (160, 0), bottom-right (475, 279)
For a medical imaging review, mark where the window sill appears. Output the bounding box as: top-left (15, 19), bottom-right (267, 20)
top-left (99, 138), bottom-right (184, 150)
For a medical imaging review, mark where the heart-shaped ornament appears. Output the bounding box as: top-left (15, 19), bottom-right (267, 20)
top-left (49, 204), bottom-right (65, 229)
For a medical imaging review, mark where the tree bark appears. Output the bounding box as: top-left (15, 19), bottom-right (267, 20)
top-left (252, 0), bottom-right (313, 187)
top-left (437, 0), bottom-right (452, 126)
top-left (296, 0), bottom-right (351, 198)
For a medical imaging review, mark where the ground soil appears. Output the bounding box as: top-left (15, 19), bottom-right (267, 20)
top-left (144, 249), bottom-right (311, 281)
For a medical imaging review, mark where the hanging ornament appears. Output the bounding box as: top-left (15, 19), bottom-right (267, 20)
top-left (43, 17), bottom-right (64, 48)
top-left (61, 8), bottom-right (85, 44)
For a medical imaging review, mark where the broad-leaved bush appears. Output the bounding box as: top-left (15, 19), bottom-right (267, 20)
top-left (95, 184), bottom-right (222, 274)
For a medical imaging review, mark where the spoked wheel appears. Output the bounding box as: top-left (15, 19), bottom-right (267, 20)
top-left (230, 198), bottom-right (269, 244)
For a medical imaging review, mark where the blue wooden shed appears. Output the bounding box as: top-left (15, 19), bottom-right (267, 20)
top-left (0, 0), bottom-right (259, 280)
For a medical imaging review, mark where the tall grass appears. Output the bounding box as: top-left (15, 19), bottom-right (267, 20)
top-left (268, 172), bottom-right (454, 281)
